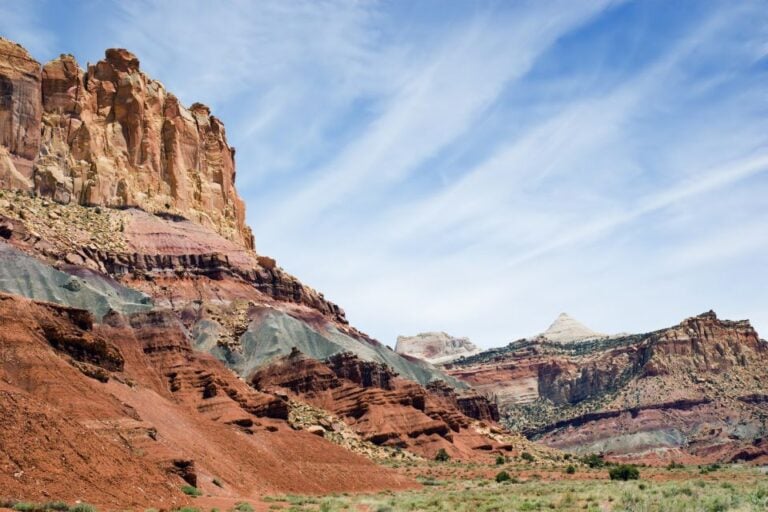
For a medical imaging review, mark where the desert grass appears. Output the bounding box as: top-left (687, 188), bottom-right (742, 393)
top-left (262, 463), bottom-right (768, 512)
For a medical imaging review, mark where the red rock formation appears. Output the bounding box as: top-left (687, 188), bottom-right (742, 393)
top-left (426, 380), bottom-right (499, 423)
top-left (0, 205), bottom-right (348, 325)
top-left (252, 350), bottom-right (524, 460)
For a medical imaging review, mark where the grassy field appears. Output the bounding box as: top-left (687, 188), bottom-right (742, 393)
top-left (3, 460), bottom-right (766, 511)
top-left (261, 460), bottom-right (768, 512)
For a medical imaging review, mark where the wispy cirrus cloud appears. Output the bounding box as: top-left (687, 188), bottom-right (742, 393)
top-left (259, 1), bottom-right (618, 234)
top-left (242, 0), bottom-right (768, 345)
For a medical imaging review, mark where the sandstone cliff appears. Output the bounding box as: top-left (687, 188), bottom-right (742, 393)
top-left (0, 37), bottom-right (253, 249)
top-left (0, 39), bottom-right (41, 187)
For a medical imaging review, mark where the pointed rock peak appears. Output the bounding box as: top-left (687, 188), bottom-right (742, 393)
top-left (538, 313), bottom-right (606, 343)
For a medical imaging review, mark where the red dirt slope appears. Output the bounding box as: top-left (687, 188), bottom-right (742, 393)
top-left (0, 294), bottom-right (414, 508)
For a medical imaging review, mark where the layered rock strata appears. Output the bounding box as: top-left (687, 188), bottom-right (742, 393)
top-left (252, 349), bottom-right (540, 460)
top-left (447, 312), bottom-right (768, 464)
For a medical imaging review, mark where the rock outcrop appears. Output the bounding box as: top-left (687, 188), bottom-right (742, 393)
top-left (395, 331), bottom-right (481, 364)
top-left (447, 311), bottom-right (768, 464)
top-left (0, 37), bottom-right (253, 249)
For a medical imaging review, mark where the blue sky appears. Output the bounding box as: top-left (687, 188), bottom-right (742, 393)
top-left (2, 0), bottom-right (766, 347)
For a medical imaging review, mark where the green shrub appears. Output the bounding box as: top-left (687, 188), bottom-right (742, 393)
top-left (44, 503), bottom-right (69, 512)
top-left (434, 448), bottom-right (450, 462)
top-left (495, 470), bottom-right (512, 483)
top-left (565, 465), bottom-right (576, 474)
top-left (12, 504), bottom-right (37, 512)
top-left (180, 485), bottom-right (203, 497)
top-left (69, 504), bottom-right (96, 512)
top-left (666, 461), bottom-right (684, 470)
top-left (520, 452), bottom-right (535, 462)
top-left (609, 464), bottom-right (640, 481)
top-left (581, 453), bottom-right (605, 468)
top-left (495, 455), bottom-right (506, 465)
top-left (233, 503), bottom-right (254, 512)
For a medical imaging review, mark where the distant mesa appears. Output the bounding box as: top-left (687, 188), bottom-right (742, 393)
top-left (395, 331), bottom-right (482, 364)
top-left (396, 314), bottom-right (612, 365)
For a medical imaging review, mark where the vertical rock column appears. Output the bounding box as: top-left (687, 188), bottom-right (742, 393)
top-left (0, 37), bottom-right (42, 190)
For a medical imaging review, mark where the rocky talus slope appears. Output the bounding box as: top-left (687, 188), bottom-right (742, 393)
top-left (446, 312), bottom-right (768, 464)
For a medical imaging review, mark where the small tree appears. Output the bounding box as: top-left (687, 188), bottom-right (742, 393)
top-left (582, 453), bottom-right (605, 468)
top-left (495, 470), bottom-right (512, 483)
top-left (565, 465), bottom-right (576, 474)
top-left (434, 448), bottom-right (450, 462)
top-left (521, 451), bottom-right (535, 463)
top-left (609, 464), bottom-right (640, 481)
top-left (495, 454), bottom-right (506, 465)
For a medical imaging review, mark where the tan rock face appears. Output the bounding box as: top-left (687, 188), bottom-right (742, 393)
top-left (0, 38), bottom-right (253, 249)
top-left (0, 38), bottom-right (42, 189)
top-left (395, 331), bottom-right (481, 364)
